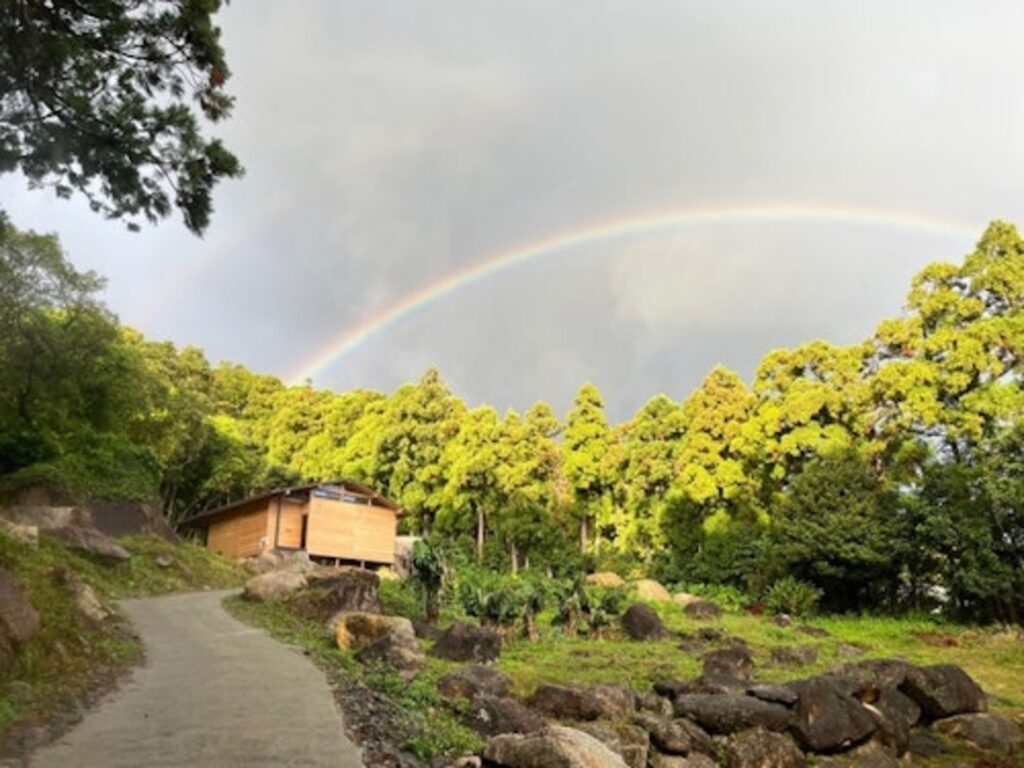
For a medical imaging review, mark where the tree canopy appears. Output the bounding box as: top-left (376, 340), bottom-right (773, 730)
top-left (0, 0), bottom-right (241, 233)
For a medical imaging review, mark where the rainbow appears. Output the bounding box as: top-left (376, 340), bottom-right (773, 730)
top-left (288, 202), bottom-right (981, 384)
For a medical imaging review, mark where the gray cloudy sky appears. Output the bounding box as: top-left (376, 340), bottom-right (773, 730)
top-left (3, 1), bottom-right (1024, 420)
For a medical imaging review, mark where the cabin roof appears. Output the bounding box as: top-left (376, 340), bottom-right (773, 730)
top-left (181, 479), bottom-right (402, 527)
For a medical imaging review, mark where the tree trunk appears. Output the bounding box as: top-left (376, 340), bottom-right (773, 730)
top-left (476, 506), bottom-right (485, 563)
top-left (510, 540), bottom-right (519, 574)
top-left (579, 516), bottom-right (589, 554)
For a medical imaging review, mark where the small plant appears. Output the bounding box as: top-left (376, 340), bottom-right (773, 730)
top-left (763, 576), bottom-right (822, 617)
top-left (411, 539), bottom-right (445, 623)
top-left (551, 576), bottom-right (587, 637)
top-left (584, 585), bottom-right (627, 639)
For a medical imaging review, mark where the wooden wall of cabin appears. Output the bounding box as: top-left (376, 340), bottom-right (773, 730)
top-left (206, 500), bottom-right (273, 557)
top-left (305, 495), bottom-right (397, 564)
top-left (274, 501), bottom-right (305, 549)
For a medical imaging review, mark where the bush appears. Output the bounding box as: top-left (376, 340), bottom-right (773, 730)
top-left (673, 582), bottom-right (753, 613)
top-left (380, 578), bottom-right (423, 621)
top-left (763, 576), bottom-right (822, 617)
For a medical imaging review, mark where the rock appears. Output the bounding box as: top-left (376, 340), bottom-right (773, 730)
top-left (450, 758), bottom-right (482, 768)
top-left (772, 614), bottom-right (793, 627)
top-left (770, 645), bottom-right (818, 667)
top-left (654, 679), bottom-right (691, 699)
top-left (673, 694), bottom-right (791, 735)
top-left (796, 625), bottom-right (830, 638)
top-left (788, 677), bottom-right (877, 753)
top-left (334, 613), bottom-right (416, 651)
top-left (906, 729), bottom-right (949, 757)
top-left (848, 738), bottom-right (899, 768)
top-left (633, 713), bottom-right (713, 755)
top-left (725, 726), bottom-right (805, 768)
top-left (61, 571), bottom-right (111, 624)
top-left (393, 534), bottom-right (420, 578)
top-left (634, 689), bottom-right (673, 718)
top-left (0, 568), bottom-right (40, 676)
top-left (412, 620), bottom-right (442, 641)
top-left (576, 722), bottom-right (649, 768)
top-left (154, 554), bottom-right (174, 568)
top-left (678, 638), bottom-right (706, 654)
top-left (696, 627), bottom-right (725, 642)
top-left (862, 686), bottom-right (920, 754)
top-left (900, 665), bottom-right (987, 719)
top-left (632, 579), bottom-right (672, 602)
top-left (836, 644), bottom-right (865, 660)
top-left (683, 600), bottom-right (722, 621)
top-left (747, 684), bottom-right (799, 706)
top-left (673, 593), bottom-right (701, 608)
top-left (529, 684), bottom-right (632, 721)
top-left (621, 604), bottom-right (669, 641)
top-left (355, 632), bottom-right (425, 676)
top-left (246, 549), bottom-right (281, 574)
top-left (586, 572), bottom-right (626, 588)
top-left (830, 659), bottom-right (914, 692)
top-left (484, 725), bottom-right (629, 768)
top-left (652, 754), bottom-right (717, 768)
top-left (702, 646), bottom-right (755, 682)
top-left (931, 712), bottom-right (1023, 754)
top-left (47, 525), bottom-right (130, 561)
top-left (242, 571), bottom-right (308, 601)
top-left (430, 621), bottom-right (502, 663)
top-left (676, 674), bottom-right (748, 696)
top-left (0, 518), bottom-right (38, 548)
top-left (438, 665), bottom-right (513, 700)
top-left (464, 694), bottom-right (546, 737)
top-left (288, 567), bottom-right (382, 621)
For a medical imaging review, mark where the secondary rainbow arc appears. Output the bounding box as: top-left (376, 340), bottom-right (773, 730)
top-left (288, 203), bottom-right (981, 385)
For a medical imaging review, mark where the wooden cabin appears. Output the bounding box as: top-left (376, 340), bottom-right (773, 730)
top-left (182, 480), bottom-right (402, 566)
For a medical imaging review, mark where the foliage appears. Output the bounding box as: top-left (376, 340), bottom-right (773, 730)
top-left (410, 538), bottom-right (445, 623)
top-left (0, 1), bottom-right (242, 233)
top-left (762, 577), bottom-right (822, 617)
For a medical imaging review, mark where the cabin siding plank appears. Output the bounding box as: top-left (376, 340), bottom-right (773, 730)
top-left (207, 501), bottom-right (273, 557)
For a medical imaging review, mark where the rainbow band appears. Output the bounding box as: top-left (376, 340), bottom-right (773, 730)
top-left (289, 203), bottom-right (981, 384)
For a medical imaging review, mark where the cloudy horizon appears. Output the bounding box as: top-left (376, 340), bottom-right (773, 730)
top-left (2, 1), bottom-right (1022, 420)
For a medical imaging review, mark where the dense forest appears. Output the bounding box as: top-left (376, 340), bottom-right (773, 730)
top-left (1, 216), bottom-right (1022, 623)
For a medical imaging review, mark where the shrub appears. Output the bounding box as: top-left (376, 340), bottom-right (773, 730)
top-left (380, 578), bottom-right (422, 621)
top-left (763, 576), bottom-right (822, 617)
top-left (584, 585), bottom-right (628, 638)
top-left (674, 582), bottom-right (753, 613)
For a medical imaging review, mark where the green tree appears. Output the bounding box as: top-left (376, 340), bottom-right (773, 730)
top-left (562, 383), bottom-right (612, 553)
top-left (439, 405), bottom-right (503, 562)
top-left (0, 0), bottom-right (241, 233)
top-left (767, 449), bottom-right (905, 611)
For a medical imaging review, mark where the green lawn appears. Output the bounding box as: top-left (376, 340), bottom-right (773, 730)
top-left (497, 600), bottom-right (1024, 716)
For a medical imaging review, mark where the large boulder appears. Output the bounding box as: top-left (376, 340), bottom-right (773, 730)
top-left (58, 569), bottom-right (111, 625)
top-left (529, 684), bottom-right (632, 721)
top-left (788, 677), bottom-right (877, 753)
top-left (429, 621), bottom-right (502, 663)
top-left (287, 567), bottom-right (381, 622)
top-left (393, 535), bottom-right (420, 577)
top-left (335, 612), bottom-right (415, 651)
top-left (672, 593), bottom-right (701, 608)
top-left (931, 712), bottom-right (1022, 755)
top-left (354, 631), bottom-right (425, 676)
top-left (683, 600), bottom-right (722, 621)
top-left (586, 572), bottom-right (626, 588)
top-left (46, 525), bottom-right (130, 561)
top-left (747, 684), bottom-right (799, 706)
top-left (725, 726), bottom-right (805, 768)
top-left (633, 713), bottom-right (713, 756)
top-left (900, 664), bottom-right (986, 719)
top-left (576, 722), bottom-right (650, 768)
top-left (621, 604), bottom-right (669, 641)
top-left (634, 689), bottom-right (674, 718)
top-left (242, 571), bottom-right (308, 602)
top-left (673, 694), bottom-right (791, 735)
top-left (463, 694), bottom-right (546, 737)
top-left (483, 724), bottom-right (629, 768)
top-left (632, 579), bottom-right (672, 602)
top-left (652, 755), bottom-right (716, 768)
top-left (1, 498), bottom-right (175, 541)
top-left (0, 568), bottom-right (40, 676)
top-left (438, 664), bottom-right (513, 700)
top-left (702, 646), bottom-right (755, 682)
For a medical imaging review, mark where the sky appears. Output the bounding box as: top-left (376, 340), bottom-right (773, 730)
top-left (3, 1), bottom-right (1023, 420)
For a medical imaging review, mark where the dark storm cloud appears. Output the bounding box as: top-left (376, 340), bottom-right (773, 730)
top-left (2, 1), bottom-right (1022, 420)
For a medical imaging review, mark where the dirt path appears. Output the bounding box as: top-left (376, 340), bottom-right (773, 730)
top-left (29, 590), bottom-right (362, 767)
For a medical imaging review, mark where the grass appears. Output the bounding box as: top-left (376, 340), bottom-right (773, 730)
top-left (0, 531), bottom-right (246, 741)
top-left (495, 599), bottom-right (1024, 717)
top-left (224, 594), bottom-right (482, 760)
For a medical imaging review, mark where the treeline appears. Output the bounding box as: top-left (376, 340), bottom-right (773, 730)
top-left (1, 217), bottom-right (1021, 622)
